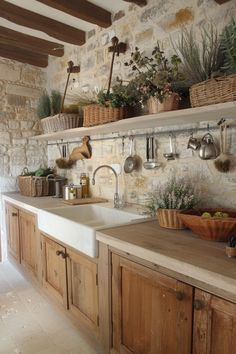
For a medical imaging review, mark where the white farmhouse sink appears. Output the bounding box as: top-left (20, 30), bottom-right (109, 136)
top-left (38, 203), bottom-right (147, 258)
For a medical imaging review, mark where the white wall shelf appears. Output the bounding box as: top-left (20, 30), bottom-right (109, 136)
top-left (32, 101), bottom-right (236, 141)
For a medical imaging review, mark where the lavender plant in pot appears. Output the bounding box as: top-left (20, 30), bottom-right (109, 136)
top-left (145, 178), bottom-right (198, 229)
top-left (125, 44), bottom-right (182, 113)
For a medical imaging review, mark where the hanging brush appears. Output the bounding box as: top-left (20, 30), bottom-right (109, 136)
top-left (214, 124), bottom-right (231, 172)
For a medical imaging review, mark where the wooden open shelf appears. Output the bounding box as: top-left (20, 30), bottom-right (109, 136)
top-left (32, 101), bottom-right (236, 141)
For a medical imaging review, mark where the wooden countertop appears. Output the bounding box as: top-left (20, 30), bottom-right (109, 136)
top-left (97, 220), bottom-right (236, 303)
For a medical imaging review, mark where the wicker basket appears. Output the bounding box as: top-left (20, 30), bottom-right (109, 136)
top-left (147, 93), bottom-right (180, 114)
top-left (40, 113), bottom-right (83, 133)
top-left (83, 104), bottom-right (135, 127)
top-left (18, 175), bottom-right (54, 197)
top-left (190, 74), bottom-right (236, 108)
top-left (157, 209), bottom-right (186, 230)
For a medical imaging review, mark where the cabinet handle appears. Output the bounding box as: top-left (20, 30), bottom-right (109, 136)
top-left (193, 299), bottom-right (204, 310)
top-left (56, 250), bottom-right (68, 259)
top-left (176, 291), bottom-right (184, 301)
top-left (12, 212), bottom-right (18, 217)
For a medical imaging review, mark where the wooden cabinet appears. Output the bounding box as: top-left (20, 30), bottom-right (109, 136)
top-left (41, 235), bottom-right (68, 308)
top-left (5, 203), bottom-right (20, 262)
top-left (19, 210), bottom-right (37, 276)
top-left (193, 289), bottom-right (236, 354)
top-left (67, 249), bottom-right (99, 329)
top-left (111, 253), bottom-right (193, 354)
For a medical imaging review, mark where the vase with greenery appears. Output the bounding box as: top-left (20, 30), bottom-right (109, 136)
top-left (124, 43), bottom-right (182, 113)
top-left (145, 178), bottom-right (198, 229)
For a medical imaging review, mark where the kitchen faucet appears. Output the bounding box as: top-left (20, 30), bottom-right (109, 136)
top-left (92, 165), bottom-right (120, 208)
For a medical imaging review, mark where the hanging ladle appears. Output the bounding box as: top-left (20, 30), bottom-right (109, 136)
top-left (163, 134), bottom-right (175, 160)
top-left (143, 136), bottom-right (161, 169)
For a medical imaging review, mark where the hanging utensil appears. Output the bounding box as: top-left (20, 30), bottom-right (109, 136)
top-left (163, 134), bottom-right (175, 160)
top-left (124, 136), bottom-right (140, 173)
top-left (199, 132), bottom-right (218, 160)
top-left (214, 124), bottom-right (230, 172)
top-left (143, 136), bottom-right (161, 169)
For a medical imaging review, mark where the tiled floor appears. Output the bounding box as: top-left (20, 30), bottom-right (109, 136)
top-left (0, 262), bottom-right (105, 354)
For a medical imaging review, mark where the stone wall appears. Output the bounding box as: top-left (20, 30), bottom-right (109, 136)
top-left (47, 0), bottom-right (236, 210)
top-left (0, 58), bottom-right (47, 260)
top-left (46, 0), bottom-right (236, 210)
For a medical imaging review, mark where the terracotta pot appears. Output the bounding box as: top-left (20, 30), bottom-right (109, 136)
top-left (147, 93), bottom-right (180, 114)
top-left (157, 209), bottom-right (186, 230)
top-left (158, 93), bottom-right (180, 112)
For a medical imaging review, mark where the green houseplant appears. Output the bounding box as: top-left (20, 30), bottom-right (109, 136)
top-left (125, 43), bottom-right (182, 113)
top-left (145, 178), bottom-right (198, 229)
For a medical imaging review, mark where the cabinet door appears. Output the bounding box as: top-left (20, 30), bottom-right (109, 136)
top-left (67, 249), bottom-right (99, 329)
top-left (193, 289), bottom-right (236, 354)
top-left (19, 210), bottom-right (37, 275)
top-left (42, 235), bottom-right (68, 308)
top-left (5, 203), bottom-right (20, 262)
top-left (111, 254), bottom-right (193, 354)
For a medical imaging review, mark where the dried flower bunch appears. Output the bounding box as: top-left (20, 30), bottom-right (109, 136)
top-left (125, 43), bottom-right (182, 103)
top-left (145, 178), bottom-right (198, 216)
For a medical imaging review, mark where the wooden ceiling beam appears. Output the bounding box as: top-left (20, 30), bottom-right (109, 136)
top-left (214, 0), bottom-right (231, 3)
top-left (37, 0), bottom-right (112, 28)
top-left (123, 0), bottom-right (147, 6)
top-left (0, 43), bottom-right (48, 67)
top-left (0, 1), bottom-right (85, 45)
top-left (0, 26), bottom-right (64, 57)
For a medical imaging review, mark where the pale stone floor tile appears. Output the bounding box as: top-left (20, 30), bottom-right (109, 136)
top-left (0, 262), bottom-right (104, 354)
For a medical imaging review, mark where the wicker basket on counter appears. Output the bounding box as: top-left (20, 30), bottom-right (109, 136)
top-left (190, 74), bottom-right (236, 108)
top-left (18, 175), bottom-right (54, 197)
top-left (41, 113), bottom-right (83, 133)
top-left (83, 104), bottom-right (135, 127)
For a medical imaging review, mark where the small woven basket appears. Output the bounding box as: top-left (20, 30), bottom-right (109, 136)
top-left (83, 104), bottom-right (135, 127)
top-left (157, 209), bottom-right (186, 230)
top-left (41, 113), bottom-right (83, 133)
top-left (18, 175), bottom-right (54, 197)
top-left (190, 74), bottom-right (236, 108)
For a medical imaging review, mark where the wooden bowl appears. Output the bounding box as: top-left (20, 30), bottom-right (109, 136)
top-left (178, 208), bottom-right (236, 242)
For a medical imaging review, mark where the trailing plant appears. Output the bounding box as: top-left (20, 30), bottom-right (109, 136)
top-left (37, 92), bottom-right (51, 119)
top-left (172, 24), bottom-right (223, 85)
top-left (221, 18), bottom-right (236, 74)
top-left (124, 43), bottom-right (182, 103)
top-left (97, 79), bottom-right (142, 108)
top-left (144, 177), bottom-right (198, 216)
top-left (51, 90), bottom-right (61, 115)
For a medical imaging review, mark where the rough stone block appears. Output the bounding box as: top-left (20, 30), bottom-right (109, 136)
top-left (12, 138), bottom-right (27, 146)
top-left (0, 132), bottom-right (10, 145)
top-left (8, 120), bottom-right (20, 130)
top-left (6, 84), bottom-right (42, 99)
top-left (135, 28), bottom-right (153, 43)
top-left (0, 62), bottom-right (20, 81)
top-left (7, 95), bottom-right (27, 107)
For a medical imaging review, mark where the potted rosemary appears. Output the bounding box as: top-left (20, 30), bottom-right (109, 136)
top-left (125, 43), bottom-right (182, 113)
top-left (145, 178), bottom-right (198, 229)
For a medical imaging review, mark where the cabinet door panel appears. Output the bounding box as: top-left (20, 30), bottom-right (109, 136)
top-left (5, 204), bottom-right (20, 262)
top-left (19, 211), bottom-right (37, 275)
top-left (42, 235), bottom-right (68, 308)
top-left (67, 249), bottom-right (98, 328)
top-left (112, 254), bottom-right (193, 354)
top-left (193, 289), bottom-right (236, 354)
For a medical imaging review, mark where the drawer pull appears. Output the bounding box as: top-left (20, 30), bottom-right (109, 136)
top-left (176, 291), bottom-right (184, 301)
top-left (56, 250), bottom-right (68, 259)
top-left (12, 212), bottom-right (18, 217)
top-left (193, 299), bottom-right (204, 310)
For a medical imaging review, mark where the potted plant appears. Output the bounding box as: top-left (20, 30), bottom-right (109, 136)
top-left (145, 178), bottom-right (198, 229)
top-left (173, 22), bottom-right (236, 107)
top-left (125, 43), bottom-right (182, 113)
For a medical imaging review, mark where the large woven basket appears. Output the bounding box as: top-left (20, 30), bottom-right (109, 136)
top-left (41, 113), bottom-right (83, 133)
top-left (190, 74), bottom-right (236, 108)
top-left (18, 175), bottom-right (54, 197)
top-left (83, 104), bottom-right (135, 127)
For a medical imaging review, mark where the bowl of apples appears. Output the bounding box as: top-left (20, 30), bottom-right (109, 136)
top-left (178, 208), bottom-right (236, 242)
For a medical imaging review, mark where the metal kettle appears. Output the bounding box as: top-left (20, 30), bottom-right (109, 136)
top-left (199, 133), bottom-right (218, 160)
